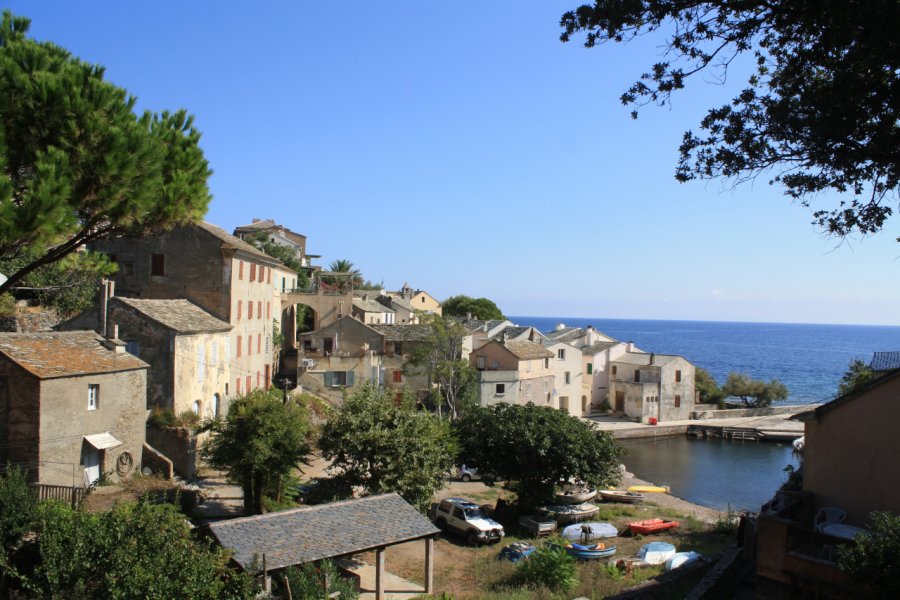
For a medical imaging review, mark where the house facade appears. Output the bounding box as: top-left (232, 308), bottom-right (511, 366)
top-left (370, 324), bottom-right (434, 404)
top-left (93, 222), bottom-right (298, 398)
top-left (541, 339), bottom-right (584, 416)
top-left (389, 284), bottom-right (442, 316)
top-left (470, 339), bottom-right (554, 407)
top-left (608, 352), bottom-right (695, 422)
top-left (352, 295), bottom-right (396, 325)
top-left (233, 218), bottom-right (320, 271)
top-left (0, 331), bottom-right (148, 487)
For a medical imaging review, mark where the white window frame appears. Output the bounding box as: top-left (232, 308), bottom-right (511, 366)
top-left (88, 384), bottom-right (99, 411)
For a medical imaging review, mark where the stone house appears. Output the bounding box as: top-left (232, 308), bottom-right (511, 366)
top-left (470, 339), bottom-right (555, 407)
top-left (387, 283), bottom-right (442, 316)
top-left (608, 352), bottom-right (695, 422)
top-left (540, 339), bottom-right (584, 416)
top-left (370, 324), bottom-right (435, 404)
top-left (233, 218), bottom-right (320, 272)
top-left (455, 318), bottom-right (515, 350)
top-left (376, 294), bottom-right (419, 324)
top-left (93, 222), bottom-right (299, 398)
top-left (0, 331), bottom-right (148, 487)
top-left (297, 316), bottom-right (384, 403)
top-left (352, 294), bottom-right (395, 325)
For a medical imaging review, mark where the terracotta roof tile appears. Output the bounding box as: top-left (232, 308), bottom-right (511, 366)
top-left (502, 340), bottom-right (553, 360)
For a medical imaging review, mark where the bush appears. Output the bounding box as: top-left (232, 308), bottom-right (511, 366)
top-left (516, 544), bottom-right (578, 592)
top-left (276, 560), bottom-right (359, 600)
top-left (0, 293), bottom-right (15, 317)
top-left (177, 410), bottom-right (200, 428)
top-left (148, 407), bottom-right (178, 428)
top-left (838, 511), bottom-right (900, 598)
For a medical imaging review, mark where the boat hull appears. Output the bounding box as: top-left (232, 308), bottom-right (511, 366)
top-left (629, 519), bottom-right (680, 535)
top-left (599, 490), bottom-right (645, 504)
top-left (538, 503), bottom-right (599, 525)
top-left (628, 485), bottom-right (670, 494)
top-left (554, 489), bottom-right (598, 504)
top-left (563, 544), bottom-right (617, 560)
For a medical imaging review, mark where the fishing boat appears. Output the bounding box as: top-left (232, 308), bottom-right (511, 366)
top-left (629, 519), bottom-right (680, 535)
top-left (554, 486), bottom-right (597, 504)
top-left (599, 490), bottom-right (645, 504)
top-left (537, 502), bottom-right (599, 525)
top-left (627, 485), bottom-right (670, 494)
top-left (557, 542), bottom-right (617, 560)
top-left (637, 542), bottom-right (676, 565)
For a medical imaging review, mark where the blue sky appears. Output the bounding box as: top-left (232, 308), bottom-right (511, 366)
top-left (10, 1), bottom-right (900, 325)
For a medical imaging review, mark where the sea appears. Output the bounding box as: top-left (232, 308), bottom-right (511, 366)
top-left (509, 316), bottom-right (900, 510)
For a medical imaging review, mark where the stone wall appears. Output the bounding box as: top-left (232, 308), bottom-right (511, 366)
top-left (146, 425), bottom-right (198, 481)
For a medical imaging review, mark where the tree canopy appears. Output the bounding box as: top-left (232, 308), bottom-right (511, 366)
top-left (695, 367), bottom-right (725, 405)
top-left (318, 385), bottom-right (457, 512)
top-left (722, 372), bottom-right (788, 407)
top-left (560, 1), bottom-right (900, 240)
top-left (201, 389), bottom-right (311, 515)
top-left (454, 402), bottom-right (624, 507)
top-left (442, 295), bottom-right (505, 321)
top-left (404, 314), bottom-right (477, 420)
top-left (836, 359), bottom-right (875, 397)
top-left (0, 11), bottom-right (211, 296)
top-left (838, 511), bottom-right (900, 599)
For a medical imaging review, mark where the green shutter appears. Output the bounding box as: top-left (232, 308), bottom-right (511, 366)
top-left (587, 363), bottom-right (593, 374)
top-left (346, 371), bottom-right (355, 387)
top-left (324, 371), bottom-right (333, 387)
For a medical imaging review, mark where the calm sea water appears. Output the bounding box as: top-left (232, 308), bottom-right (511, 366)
top-left (508, 316), bottom-right (900, 510)
top-left (510, 316), bottom-right (900, 405)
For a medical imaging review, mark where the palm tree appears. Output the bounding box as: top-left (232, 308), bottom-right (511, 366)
top-left (326, 259), bottom-right (362, 289)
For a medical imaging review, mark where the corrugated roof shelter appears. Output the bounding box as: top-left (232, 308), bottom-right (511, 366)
top-left (208, 493), bottom-right (438, 598)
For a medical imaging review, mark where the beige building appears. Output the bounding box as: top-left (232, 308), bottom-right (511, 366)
top-left (608, 352), bottom-right (695, 422)
top-left (370, 324), bottom-right (435, 404)
top-left (94, 222), bottom-right (299, 398)
top-left (352, 294), bottom-right (396, 325)
top-left (470, 339), bottom-right (555, 407)
top-left (388, 284), bottom-right (442, 316)
top-left (0, 331), bottom-right (148, 487)
top-left (233, 218), bottom-right (320, 272)
top-left (540, 339), bottom-right (584, 416)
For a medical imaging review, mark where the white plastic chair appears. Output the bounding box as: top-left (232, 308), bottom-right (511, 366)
top-left (814, 507), bottom-right (847, 532)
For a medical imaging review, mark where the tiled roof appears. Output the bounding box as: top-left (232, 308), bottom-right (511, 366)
top-left (353, 298), bottom-right (394, 314)
top-left (233, 219), bottom-right (307, 244)
top-left (197, 222), bottom-right (281, 263)
top-left (611, 352), bottom-right (683, 367)
top-left (583, 341), bottom-right (621, 354)
top-left (207, 493), bottom-right (439, 571)
top-left (870, 351), bottom-right (900, 372)
top-left (369, 324), bottom-right (433, 341)
top-left (385, 296), bottom-right (415, 313)
top-left (112, 298), bottom-right (232, 334)
top-left (0, 331), bottom-right (148, 379)
top-left (502, 340), bottom-right (553, 360)
top-left (545, 327), bottom-right (585, 343)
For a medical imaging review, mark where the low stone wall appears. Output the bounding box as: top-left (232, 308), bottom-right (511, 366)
top-left (142, 442), bottom-right (174, 479)
top-left (692, 404), bottom-right (814, 420)
top-left (145, 426), bottom-right (198, 480)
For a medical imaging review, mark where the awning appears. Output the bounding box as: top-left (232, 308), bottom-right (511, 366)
top-left (84, 432), bottom-right (122, 451)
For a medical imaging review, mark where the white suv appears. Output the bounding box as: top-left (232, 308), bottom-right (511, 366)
top-left (431, 497), bottom-right (505, 545)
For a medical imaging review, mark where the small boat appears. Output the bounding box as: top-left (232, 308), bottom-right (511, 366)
top-left (537, 502), bottom-right (599, 525)
top-left (637, 541), bottom-right (676, 565)
top-left (560, 542), bottom-right (617, 560)
top-left (554, 487), bottom-right (597, 504)
top-left (792, 436), bottom-right (805, 452)
top-left (629, 519), bottom-right (680, 535)
top-left (498, 541), bottom-right (535, 563)
top-left (599, 490), bottom-right (645, 504)
top-left (628, 485), bottom-right (670, 494)
top-left (665, 551), bottom-right (702, 571)
top-left (561, 522), bottom-right (618, 542)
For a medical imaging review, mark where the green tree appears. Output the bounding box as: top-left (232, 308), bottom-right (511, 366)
top-left (837, 359), bottom-right (875, 397)
top-left (321, 259), bottom-right (362, 290)
top-left (242, 232), bottom-right (309, 288)
top-left (404, 315), bottom-right (477, 420)
top-left (838, 511), bottom-right (900, 599)
top-left (442, 295), bottom-right (504, 320)
top-left (516, 544), bottom-right (578, 593)
top-left (453, 403), bottom-right (624, 507)
top-left (0, 11), bottom-right (211, 296)
top-left (318, 385), bottom-right (457, 512)
top-left (28, 500), bottom-right (255, 599)
top-left (695, 367), bottom-right (725, 405)
top-left (560, 1), bottom-right (900, 240)
top-left (201, 389), bottom-right (311, 515)
top-left (722, 372), bottom-right (788, 408)
top-left (0, 465), bottom-right (38, 592)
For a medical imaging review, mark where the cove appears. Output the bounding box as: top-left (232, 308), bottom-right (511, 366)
top-left (619, 436), bottom-right (800, 512)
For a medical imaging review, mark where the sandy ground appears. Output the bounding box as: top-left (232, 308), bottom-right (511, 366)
top-left (619, 468), bottom-right (724, 524)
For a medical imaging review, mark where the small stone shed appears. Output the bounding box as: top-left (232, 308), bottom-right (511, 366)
top-left (207, 493), bottom-right (440, 599)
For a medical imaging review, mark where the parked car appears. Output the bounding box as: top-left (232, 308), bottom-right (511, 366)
top-left (430, 497), bottom-right (505, 545)
top-left (456, 464), bottom-right (496, 485)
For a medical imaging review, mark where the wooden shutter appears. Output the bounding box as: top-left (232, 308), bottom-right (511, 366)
top-left (346, 371), bottom-right (355, 387)
top-left (324, 371), bottom-right (333, 387)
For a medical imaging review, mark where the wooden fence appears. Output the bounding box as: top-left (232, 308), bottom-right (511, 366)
top-left (31, 483), bottom-right (86, 509)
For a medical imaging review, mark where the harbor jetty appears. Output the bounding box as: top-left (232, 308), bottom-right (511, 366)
top-left (586, 404), bottom-right (813, 441)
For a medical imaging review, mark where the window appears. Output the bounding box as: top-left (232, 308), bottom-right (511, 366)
top-left (248, 300), bottom-right (253, 320)
top-left (634, 369), bottom-right (640, 382)
top-left (246, 375), bottom-right (251, 392)
top-left (266, 302), bottom-right (270, 319)
top-left (151, 254), bottom-right (165, 276)
top-left (476, 356), bottom-right (486, 369)
top-left (87, 384), bottom-right (99, 410)
top-left (421, 297), bottom-right (425, 303)
top-left (325, 371), bottom-right (353, 387)
top-left (125, 341), bottom-right (139, 356)
top-left (557, 349), bottom-right (566, 360)
top-left (258, 266), bottom-right (265, 283)
top-left (235, 378), bottom-right (241, 395)
top-left (237, 300), bottom-right (242, 320)
top-left (250, 263), bottom-right (256, 282)
top-left (675, 394), bottom-right (681, 407)
top-left (587, 363), bottom-right (593, 375)
top-left (192, 400), bottom-right (201, 415)
top-left (565, 372), bottom-right (571, 384)
top-left (495, 383), bottom-right (505, 396)
top-left (257, 334), bottom-right (261, 354)
top-left (612, 365), bottom-right (617, 376)
top-left (236, 335), bottom-right (242, 357)
top-left (121, 262), bottom-right (134, 276)
top-left (675, 370), bottom-right (682, 383)
top-left (267, 268), bottom-right (272, 284)
top-left (393, 342), bottom-right (403, 355)
top-left (257, 301), bottom-right (262, 319)
top-left (544, 357), bottom-right (550, 369)
top-left (393, 370), bottom-right (402, 383)
top-left (239, 261), bottom-right (244, 280)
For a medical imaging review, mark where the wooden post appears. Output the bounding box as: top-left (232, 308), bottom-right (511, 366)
top-left (375, 546), bottom-right (385, 600)
top-left (425, 536), bottom-right (434, 594)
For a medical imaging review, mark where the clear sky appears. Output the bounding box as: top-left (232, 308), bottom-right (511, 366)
top-left (9, 1), bottom-right (900, 325)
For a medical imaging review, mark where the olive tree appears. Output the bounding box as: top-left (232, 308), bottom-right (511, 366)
top-left (722, 372), bottom-right (788, 407)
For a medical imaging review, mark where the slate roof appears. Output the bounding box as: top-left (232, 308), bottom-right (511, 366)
top-left (870, 351), bottom-right (900, 372)
top-left (369, 324), bottom-right (433, 341)
top-left (545, 327), bottom-right (585, 343)
top-left (385, 296), bottom-right (415, 313)
top-left (583, 341), bottom-right (621, 355)
top-left (501, 340), bottom-right (553, 360)
top-left (0, 331), bottom-right (148, 379)
top-left (491, 325), bottom-right (530, 340)
top-left (353, 298), bottom-right (394, 314)
top-left (207, 493), bottom-right (439, 571)
top-left (611, 352), bottom-right (682, 367)
top-left (197, 222), bottom-right (281, 263)
top-left (112, 298), bottom-right (232, 334)
top-left (233, 219), bottom-right (307, 244)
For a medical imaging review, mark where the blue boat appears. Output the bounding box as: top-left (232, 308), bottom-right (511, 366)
top-left (551, 542), bottom-right (617, 560)
top-left (499, 542), bottom-right (536, 563)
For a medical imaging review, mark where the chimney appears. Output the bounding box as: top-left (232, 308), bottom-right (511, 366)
top-left (650, 353), bottom-right (655, 365)
top-left (101, 323), bottom-right (126, 354)
top-left (627, 341), bottom-right (635, 352)
top-left (501, 332), bottom-right (508, 344)
top-left (99, 279), bottom-right (115, 338)
top-left (585, 325), bottom-right (595, 345)
top-left (555, 323), bottom-right (566, 331)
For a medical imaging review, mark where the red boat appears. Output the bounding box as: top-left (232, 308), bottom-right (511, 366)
top-left (628, 519), bottom-right (680, 535)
